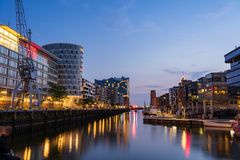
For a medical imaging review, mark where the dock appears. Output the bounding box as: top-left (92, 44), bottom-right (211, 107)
top-left (143, 116), bottom-right (204, 127)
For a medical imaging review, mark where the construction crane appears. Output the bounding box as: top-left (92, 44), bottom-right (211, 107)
top-left (11, 0), bottom-right (41, 110)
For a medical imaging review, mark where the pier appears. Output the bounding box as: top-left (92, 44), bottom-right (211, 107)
top-left (144, 116), bottom-right (204, 127)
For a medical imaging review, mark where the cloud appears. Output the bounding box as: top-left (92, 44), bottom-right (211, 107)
top-left (203, 2), bottom-right (233, 19)
top-left (135, 84), bottom-right (163, 89)
top-left (101, 0), bottom-right (160, 34)
top-left (164, 69), bottom-right (210, 80)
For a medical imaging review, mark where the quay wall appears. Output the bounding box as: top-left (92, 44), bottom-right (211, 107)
top-left (143, 117), bottom-right (204, 127)
top-left (0, 108), bottom-right (129, 133)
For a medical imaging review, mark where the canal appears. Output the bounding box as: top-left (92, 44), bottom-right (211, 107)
top-left (8, 111), bottom-right (240, 160)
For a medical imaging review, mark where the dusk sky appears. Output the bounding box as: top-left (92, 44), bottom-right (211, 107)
top-left (1, 0), bottom-right (239, 105)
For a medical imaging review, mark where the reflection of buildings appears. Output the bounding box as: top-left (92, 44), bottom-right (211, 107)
top-left (181, 130), bottom-right (191, 158)
top-left (12, 113), bottom-right (130, 160)
top-left (131, 111), bottom-right (137, 139)
top-left (163, 126), bottom-right (234, 159)
top-left (203, 130), bottom-right (232, 158)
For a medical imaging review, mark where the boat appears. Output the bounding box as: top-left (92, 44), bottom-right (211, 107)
top-left (232, 121), bottom-right (240, 140)
top-left (203, 120), bottom-right (234, 130)
top-left (142, 109), bottom-right (161, 116)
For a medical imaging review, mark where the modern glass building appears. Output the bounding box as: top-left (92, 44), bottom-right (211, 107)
top-left (0, 25), bottom-right (59, 108)
top-left (95, 77), bottom-right (130, 106)
top-left (201, 72), bottom-right (228, 107)
top-left (43, 43), bottom-right (84, 104)
top-left (225, 47), bottom-right (240, 106)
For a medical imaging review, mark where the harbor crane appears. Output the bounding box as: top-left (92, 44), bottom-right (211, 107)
top-left (11, 0), bottom-right (42, 110)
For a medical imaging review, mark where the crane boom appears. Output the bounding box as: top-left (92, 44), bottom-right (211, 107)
top-left (11, 0), bottom-right (42, 110)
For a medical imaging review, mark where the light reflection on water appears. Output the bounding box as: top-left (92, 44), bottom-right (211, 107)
top-left (9, 111), bottom-right (240, 160)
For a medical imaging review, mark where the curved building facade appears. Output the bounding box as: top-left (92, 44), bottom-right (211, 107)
top-left (43, 43), bottom-right (83, 96)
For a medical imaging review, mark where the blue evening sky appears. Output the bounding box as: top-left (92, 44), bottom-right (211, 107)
top-left (1, 0), bottom-right (239, 105)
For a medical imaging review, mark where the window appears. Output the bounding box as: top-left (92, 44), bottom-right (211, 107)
top-left (43, 66), bottom-right (48, 71)
top-left (43, 80), bottom-right (47, 85)
top-left (7, 79), bottom-right (15, 86)
top-left (37, 71), bottom-right (42, 77)
top-left (37, 79), bottom-right (42, 84)
top-left (0, 46), bottom-right (8, 55)
top-left (43, 73), bottom-right (47, 78)
top-left (9, 60), bottom-right (17, 68)
top-left (38, 63), bottom-right (43, 69)
top-left (9, 51), bottom-right (18, 59)
top-left (8, 69), bottom-right (17, 77)
top-left (0, 77), bottom-right (5, 84)
top-left (0, 66), bottom-right (6, 74)
top-left (0, 56), bottom-right (7, 64)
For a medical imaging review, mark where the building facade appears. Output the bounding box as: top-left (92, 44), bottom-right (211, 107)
top-left (157, 93), bottom-right (169, 111)
top-left (169, 86), bottom-right (179, 113)
top-left (82, 78), bottom-right (96, 100)
top-left (95, 84), bottom-right (108, 103)
top-left (204, 72), bottom-right (228, 107)
top-left (0, 25), bottom-right (59, 108)
top-left (43, 43), bottom-right (84, 106)
top-left (95, 77), bottom-right (130, 106)
top-left (177, 78), bottom-right (192, 113)
top-left (150, 90), bottom-right (157, 107)
top-left (225, 47), bottom-right (240, 106)
top-left (187, 81), bottom-right (198, 113)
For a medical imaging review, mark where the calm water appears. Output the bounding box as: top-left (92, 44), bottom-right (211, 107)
top-left (9, 111), bottom-right (240, 160)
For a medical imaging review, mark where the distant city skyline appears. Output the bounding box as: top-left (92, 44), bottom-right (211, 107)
top-left (1, 0), bottom-right (240, 105)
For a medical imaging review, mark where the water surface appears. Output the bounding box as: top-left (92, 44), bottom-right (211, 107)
top-left (10, 111), bottom-right (240, 160)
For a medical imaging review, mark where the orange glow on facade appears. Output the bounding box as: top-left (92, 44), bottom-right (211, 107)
top-left (29, 45), bottom-right (38, 60)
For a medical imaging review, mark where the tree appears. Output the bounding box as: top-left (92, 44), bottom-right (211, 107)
top-left (48, 83), bottom-right (68, 108)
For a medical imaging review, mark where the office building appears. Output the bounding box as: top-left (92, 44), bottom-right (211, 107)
top-left (82, 78), bottom-right (96, 100)
top-left (169, 86), bottom-right (179, 113)
top-left (95, 77), bottom-right (130, 106)
top-left (0, 25), bottom-right (59, 108)
top-left (177, 78), bottom-right (192, 110)
top-left (225, 47), bottom-right (240, 106)
top-left (95, 83), bottom-right (108, 103)
top-left (43, 43), bottom-right (84, 106)
top-left (157, 93), bottom-right (169, 111)
top-left (204, 72), bottom-right (228, 106)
